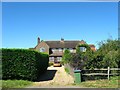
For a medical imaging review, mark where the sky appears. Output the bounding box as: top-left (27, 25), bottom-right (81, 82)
top-left (2, 2), bottom-right (118, 49)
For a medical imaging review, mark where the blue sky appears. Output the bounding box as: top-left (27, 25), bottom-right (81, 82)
top-left (2, 2), bottom-right (118, 49)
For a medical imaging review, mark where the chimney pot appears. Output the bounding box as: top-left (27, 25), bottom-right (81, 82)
top-left (61, 38), bottom-right (64, 41)
top-left (38, 37), bottom-right (40, 44)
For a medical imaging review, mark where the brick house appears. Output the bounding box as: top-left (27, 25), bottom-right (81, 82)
top-left (30, 37), bottom-right (96, 62)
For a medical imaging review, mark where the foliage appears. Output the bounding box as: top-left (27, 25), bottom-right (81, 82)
top-left (95, 39), bottom-right (120, 68)
top-left (62, 49), bottom-right (72, 64)
top-left (65, 39), bottom-right (119, 69)
top-left (76, 44), bottom-right (91, 53)
top-left (2, 48), bottom-right (49, 81)
top-left (2, 80), bottom-right (32, 88)
top-left (85, 39), bottom-right (120, 69)
top-left (49, 62), bottom-right (54, 66)
top-left (70, 44), bottom-right (94, 69)
top-left (64, 68), bottom-right (70, 74)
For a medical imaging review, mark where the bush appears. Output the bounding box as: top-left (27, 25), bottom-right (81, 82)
top-left (62, 49), bottom-right (72, 64)
top-left (2, 48), bottom-right (49, 81)
top-left (49, 62), bottom-right (54, 66)
top-left (65, 68), bottom-right (70, 74)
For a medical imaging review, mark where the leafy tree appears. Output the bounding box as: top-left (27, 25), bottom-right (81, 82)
top-left (62, 49), bottom-right (72, 64)
top-left (63, 39), bottom-right (120, 69)
top-left (101, 50), bottom-right (119, 68)
top-left (94, 39), bottom-right (120, 68)
top-left (70, 44), bottom-right (94, 69)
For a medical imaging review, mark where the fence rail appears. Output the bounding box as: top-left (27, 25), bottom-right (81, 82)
top-left (82, 67), bottom-right (120, 80)
top-left (64, 64), bottom-right (120, 80)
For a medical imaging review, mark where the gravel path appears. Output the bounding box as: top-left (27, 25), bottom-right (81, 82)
top-left (28, 66), bottom-right (76, 87)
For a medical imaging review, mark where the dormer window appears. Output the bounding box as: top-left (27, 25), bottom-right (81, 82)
top-left (80, 47), bottom-right (86, 52)
top-left (40, 47), bottom-right (45, 52)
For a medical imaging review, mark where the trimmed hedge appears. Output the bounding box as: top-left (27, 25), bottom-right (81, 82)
top-left (2, 48), bottom-right (49, 81)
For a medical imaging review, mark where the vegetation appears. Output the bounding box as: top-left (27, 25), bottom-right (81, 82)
top-left (62, 49), bottom-right (72, 64)
top-left (86, 39), bottom-right (120, 69)
top-left (79, 76), bottom-right (120, 88)
top-left (63, 39), bottom-right (120, 69)
top-left (49, 62), bottom-right (54, 66)
top-left (65, 68), bottom-right (70, 74)
top-left (2, 48), bottom-right (49, 81)
top-left (2, 80), bottom-right (32, 88)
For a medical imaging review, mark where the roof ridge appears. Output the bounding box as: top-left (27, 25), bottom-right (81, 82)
top-left (45, 40), bottom-right (81, 42)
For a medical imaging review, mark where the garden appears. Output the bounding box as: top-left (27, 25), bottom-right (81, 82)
top-left (1, 39), bottom-right (120, 88)
top-left (62, 39), bottom-right (120, 88)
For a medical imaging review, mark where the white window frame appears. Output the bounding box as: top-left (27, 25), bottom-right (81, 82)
top-left (40, 47), bottom-right (45, 52)
top-left (69, 48), bottom-right (73, 52)
top-left (80, 47), bottom-right (86, 52)
top-left (59, 48), bottom-right (62, 52)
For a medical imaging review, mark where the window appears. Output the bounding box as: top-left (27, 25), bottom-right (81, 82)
top-left (69, 48), bottom-right (73, 52)
top-left (80, 47), bottom-right (86, 52)
top-left (52, 49), bottom-right (55, 52)
top-left (63, 48), bottom-right (67, 52)
top-left (49, 57), bottom-right (54, 62)
top-left (40, 47), bottom-right (45, 52)
top-left (57, 57), bottom-right (62, 61)
top-left (59, 48), bottom-right (62, 52)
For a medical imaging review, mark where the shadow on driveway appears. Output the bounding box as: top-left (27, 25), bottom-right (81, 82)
top-left (36, 70), bottom-right (57, 82)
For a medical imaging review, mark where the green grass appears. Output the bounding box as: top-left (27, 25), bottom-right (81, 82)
top-left (78, 76), bottom-right (120, 88)
top-left (2, 80), bottom-right (33, 88)
top-left (65, 68), bottom-right (70, 74)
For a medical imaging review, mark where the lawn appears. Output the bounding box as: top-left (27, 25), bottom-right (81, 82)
top-left (78, 76), bottom-right (120, 88)
top-left (2, 80), bottom-right (33, 88)
top-left (1, 76), bottom-right (120, 88)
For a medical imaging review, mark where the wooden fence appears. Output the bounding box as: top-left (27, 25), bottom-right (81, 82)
top-left (82, 67), bottom-right (120, 80)
top-left (64, 63), bottom-right (120, 80)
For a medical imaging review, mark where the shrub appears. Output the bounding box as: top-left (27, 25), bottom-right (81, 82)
top-left (2, 48), bottom-right (49, 81)
top-left (62, 49), bottom-right (72, 64)
top-left (65, 68), bottom-right (70, 74)
top-left (49, 62), bottom-right (54, 66)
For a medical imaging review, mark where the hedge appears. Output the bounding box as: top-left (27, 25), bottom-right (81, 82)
top-left (2, 48), bottom-right (49, 81)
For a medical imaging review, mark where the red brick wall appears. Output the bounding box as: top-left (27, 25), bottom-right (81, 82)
top-left (35, 41), bottom-right (49, 54)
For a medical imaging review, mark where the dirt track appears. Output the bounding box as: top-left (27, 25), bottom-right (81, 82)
top-left (31, 66), bottom-right (75, 87)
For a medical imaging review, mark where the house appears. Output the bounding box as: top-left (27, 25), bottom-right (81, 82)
top-left (30, 37), bottom-right (96, 62)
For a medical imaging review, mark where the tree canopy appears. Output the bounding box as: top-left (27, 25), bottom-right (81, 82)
top-left (62, 39), bottom-right (120, 69)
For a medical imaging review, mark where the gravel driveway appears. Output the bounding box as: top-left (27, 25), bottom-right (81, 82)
top-left (31, 66), bottom-right (75, 87)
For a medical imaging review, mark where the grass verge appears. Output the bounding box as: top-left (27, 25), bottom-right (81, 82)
top-left (65, 68), bottom-right (70, 74)
top-left (78, 76), bottom-right (120, 88)
top-left (2, 80), bottom-right (33, 88)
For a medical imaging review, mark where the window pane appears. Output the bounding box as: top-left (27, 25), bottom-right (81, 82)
top-left (40, 47), bottom-right (45, 52)
top-left (80, 47), bottom-right (86, 52)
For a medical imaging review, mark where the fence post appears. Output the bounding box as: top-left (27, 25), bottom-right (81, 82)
top-left (108, 67), bottom-right (110, 80)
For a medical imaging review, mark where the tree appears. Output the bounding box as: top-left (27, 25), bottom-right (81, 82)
top-left (93, 39), bottom-right (120, 68)
top-left (70, 44), bottom-right (94, 69)
top-left (62, 49), bottom-right (72, 64)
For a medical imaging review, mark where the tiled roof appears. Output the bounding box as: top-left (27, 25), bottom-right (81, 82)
top-left (45, 40), bottom-right (85, 48)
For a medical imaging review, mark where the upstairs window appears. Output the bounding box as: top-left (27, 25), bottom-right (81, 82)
top-left (40, 47), bottom-right (45, 52)
top-left (80, 47), bottom-right (86, 52)
top-left (69, 48), bottom-right (73, 52)
top-left (52, 49), bottom-right (55, 52)
top-left (52, 48), bottom-right (57, 52)
top-left (59, 48), bottom-right (62, 52)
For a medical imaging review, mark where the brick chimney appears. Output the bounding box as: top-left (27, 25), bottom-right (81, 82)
top-left (37, 37), bottom-right (40, 44)
top-left (61, 38), bottom-right (64, 42)
top-left (80, 40), bottom-right (85, 44)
